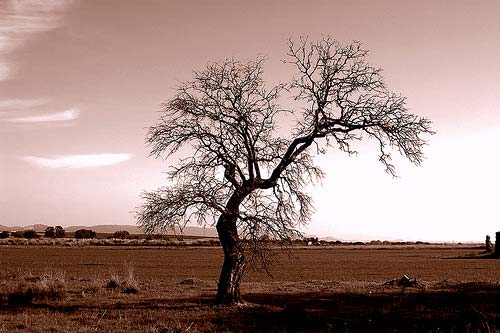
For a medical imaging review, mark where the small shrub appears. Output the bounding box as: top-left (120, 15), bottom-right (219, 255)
top-left (55, 226), bottom-right (65, 238)
top-left (122, 264), bottom-right (139, 294)
top-left (113, 230), bottom-right (130, 239)
top-left (44, 227), bottom-right (55, 238)
top-left (23, 230), bottom-right (39, 239)
top-left (0, 270), bottom-right (66, 306)
top-left (83, 275), bottom-right (105, 295)
top-left (105, 263), bottom-right (139, 294)
top-left (0, 231), bottom-right (9, 239)
top-left (11, 231), bottom-right (23, 238)
top-left (74, 229), bottom-right (96, 239)
top-left (84, 284), bottom-right (102, 295)
top-left (105, 273), bottom-right (121, 289)
top-left (4, 283), bottom-right (34, 305)
top-left (36, 270), bottom-right (67, 300)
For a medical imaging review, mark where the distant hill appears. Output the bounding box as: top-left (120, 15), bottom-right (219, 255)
top-left (65, 225), bottom-right (142, 234)
top-left (0, 224), bottom-right (218, 237)
top-left (0, 224), bottom-right (15, 231)
top-left (66, 225), bottom-right (218, 237)
top-left (0, 224), bottom-right (49, 232)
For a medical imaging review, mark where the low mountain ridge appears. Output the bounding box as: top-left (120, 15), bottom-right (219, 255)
top-left (0, 224), bottom-right (218, 237)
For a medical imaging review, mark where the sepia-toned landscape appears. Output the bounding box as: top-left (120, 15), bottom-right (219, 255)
top-left (2, 1), bottom-right (500, 332)
top-left (1, 238), bottom-right (499, 332)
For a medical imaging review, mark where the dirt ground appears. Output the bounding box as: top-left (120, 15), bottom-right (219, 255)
top-left (0, 245), bottom-right (499, 332)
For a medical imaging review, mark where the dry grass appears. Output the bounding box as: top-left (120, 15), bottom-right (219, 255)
top-left (0, 269), bottom-right (66, 306)
top-left (105, 263), bottom-right (140, 294)
top-left (0, 245), bottom-right (499, 332)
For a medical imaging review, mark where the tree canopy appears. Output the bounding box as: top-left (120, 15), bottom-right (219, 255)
top-left (137, 37), bottom-right (433, 303)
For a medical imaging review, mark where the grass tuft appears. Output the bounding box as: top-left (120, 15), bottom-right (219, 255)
top-left (0, 270), bottom-right (66, 306)
top-left (105, 263), bottom-right (139, 294)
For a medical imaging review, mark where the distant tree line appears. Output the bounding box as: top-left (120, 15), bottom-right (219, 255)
top-left (0, 226), bottom-right (101, 239)
top-left (0, 228), bottom-right (201, 241)
top-left (0, 229), bottom-right (41, 239)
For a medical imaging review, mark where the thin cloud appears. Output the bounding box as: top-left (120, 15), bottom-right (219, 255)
top-left (0, 0), bottom-right (73, 81)
top-left (5, 107), bottom-right (79, 123)
top-left (0, 98), bottom-right (50, 111)
top-left (21, 154), bottom-right (132, 168)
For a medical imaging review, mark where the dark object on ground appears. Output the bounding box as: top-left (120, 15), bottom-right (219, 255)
top-left (486, 235), bottom-right (492, 253)
top-left (495, 232), bottom-right (500, 257)
top-left (384, 275), bottom-right (419, 287)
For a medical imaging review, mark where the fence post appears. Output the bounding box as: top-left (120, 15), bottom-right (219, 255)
top-left (495, 232), bottom-right (500, 257)
top-left (486, 235), bottom-right (491, 253)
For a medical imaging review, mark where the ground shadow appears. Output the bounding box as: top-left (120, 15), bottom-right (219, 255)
top-left (213, 288), bottom-right (500, 332)
top-left (0, 295), bottom-right (214, 312)
top-left (2, 288), bottom-right (499, 332)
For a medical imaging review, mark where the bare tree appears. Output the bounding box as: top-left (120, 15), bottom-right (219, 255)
top-left (136, 37), bottom-right (434, 304)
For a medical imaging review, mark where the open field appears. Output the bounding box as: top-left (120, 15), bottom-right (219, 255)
top-left (0, 245), bottom-right (499, 332)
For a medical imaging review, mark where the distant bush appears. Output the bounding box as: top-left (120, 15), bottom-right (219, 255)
top-left (206, 239), bottom-right (221, 246)
top-left (11, 231), bottom-right (23, 238)
top-left (304, 237), bottom-right (320, 246)
top-left (145, 234), bottom-right (169, 241)
top-left (44, 227), bottom-right (55, 238)
top-left (74, 229), bottom-right (96, 239)
top-left (153, 234), bottom-right (169, 240)
top-left (23, 229), bottom-right (39, 239)
top-left (55, 226), bottom-right (65, 238)
top-left (113, 230), bottom-right (130, 239)
top-left (0, 231), bottom-right (9, 239)
top-left (192, 239), bottom-right (221, 247)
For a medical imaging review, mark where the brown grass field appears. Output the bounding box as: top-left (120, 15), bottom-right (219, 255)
top-left (0, 244), bottom-right (499, 332)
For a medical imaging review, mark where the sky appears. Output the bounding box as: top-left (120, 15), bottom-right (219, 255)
top-left (0, 0), bottom-right (499, 242)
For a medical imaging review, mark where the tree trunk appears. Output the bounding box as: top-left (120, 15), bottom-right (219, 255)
top-left (215, 191), bottom-right (247, 304)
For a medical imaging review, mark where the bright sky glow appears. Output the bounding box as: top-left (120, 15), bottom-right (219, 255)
top-left (309, 126), bottom-right (500, 241)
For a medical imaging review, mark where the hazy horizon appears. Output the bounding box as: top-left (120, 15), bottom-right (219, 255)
top-left (1, 0), bottom-right (499, 242)
top-left (0, 222), bottom-right (481, 243)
